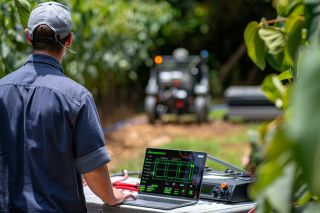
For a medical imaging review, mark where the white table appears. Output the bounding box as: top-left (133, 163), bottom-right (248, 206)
top-left (85, 177), bottom-right (255, 213)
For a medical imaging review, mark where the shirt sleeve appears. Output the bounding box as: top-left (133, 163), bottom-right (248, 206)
top-left (73, 93), bottom-right (110, 174)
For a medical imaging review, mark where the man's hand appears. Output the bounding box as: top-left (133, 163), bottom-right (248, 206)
top-left (83, 164), bottom-right (136, 206)
top-left (108, 188), bottom-right (136, 206)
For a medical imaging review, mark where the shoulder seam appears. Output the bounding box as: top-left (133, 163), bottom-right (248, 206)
top-left (0, 83), bottom-right (89, 108)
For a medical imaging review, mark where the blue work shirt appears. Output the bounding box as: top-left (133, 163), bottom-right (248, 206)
top-left (0, 54), bottom-right (110, 212)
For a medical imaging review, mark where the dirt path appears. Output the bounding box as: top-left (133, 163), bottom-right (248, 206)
top-left (105, 116), bottom-right (251, 171)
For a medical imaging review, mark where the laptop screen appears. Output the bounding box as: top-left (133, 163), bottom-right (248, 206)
top-left (139, 148), bottom-right (207, 199)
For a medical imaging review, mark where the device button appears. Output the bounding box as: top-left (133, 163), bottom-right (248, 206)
top-left (220, 182), bottom-right (228, 190)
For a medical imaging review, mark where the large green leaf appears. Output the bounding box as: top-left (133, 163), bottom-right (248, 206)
top-left (261, 74), bottom-right (287, 109)
top-left (276, 0), bottom-right (289, 16)
top-left (300, 202), bottom-right (320, 213)
top-left (244, 21), bottom-right (266, 70)
top-left (14, 0), bottom-right (30, 29)
top-left (288, 2), bottom-right (304, 17)
top-left (278, 69), bottom-right (293, 81)
top-left (264, 163), bottom-right (295, 213)
top-left (266, 52), bottom-right (287, 71)
top-left (289, 45), bottom-right (320, 196)
top-left (255, 197), bottom-right (272, 213)
top-left (284, 16), bottom-right (303, 66)
top-left (258, 26), bottom-right (285, 55)
top-left (250, 127), bottom-right (292, 197)
top-left (304, 0), bottom-right (320, 4)
top-left (277, 0), bottom-right (304, 16)
top-left (263, 127), bottom-right (293, 161)
top-left (250, 159), bottom-right (284, 198)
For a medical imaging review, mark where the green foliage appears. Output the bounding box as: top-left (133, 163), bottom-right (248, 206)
top-left (261, 74), bottom-right (288, 109)
top-left (2, 0), bottom-right (280, 102)
top-left (244, 1), bottom-right (305, 72)
top-left (259, 26), bottom-right (285, 55)
top-left (276, 0), bottom-right (290, 16)
top-left (244, 21), bottom-right (266, 70)
top-left (284, 16), bottom-right (303, 66)
top-left (14, 0), bottom-right (30, 29)
top-left (249, 125), bottom-right (297, 213)
top-left (245, 0), bottom-right (320, 212)
top-left (276, 0), bottom-right (304, 17)
top-left (278, 69), bottom-right (293, 81)
top-left (265, 52), bottom-right (286, 71)
top-left (62, 0), bottom-right (177, 96)
top-left (0, 0), bottom-right (29, 78)
top-left (0, 0), bottom-right (179, 97)
top-left (289, 44), bottom-right (320, 196)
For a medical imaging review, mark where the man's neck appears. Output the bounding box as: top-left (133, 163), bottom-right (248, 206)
top-left (32, 50), bottom-right (64, 64)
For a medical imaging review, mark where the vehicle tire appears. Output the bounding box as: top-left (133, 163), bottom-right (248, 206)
top-left (144, 96), bottom-right (158, 124)
top-left (194, 96), bottom-right (208, 123)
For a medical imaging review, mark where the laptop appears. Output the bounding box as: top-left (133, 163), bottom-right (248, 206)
top-left (123, 148), bottom-right (207, 210)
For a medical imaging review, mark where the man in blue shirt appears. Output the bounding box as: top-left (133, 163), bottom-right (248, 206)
top-left (0, 2), bottom-right (134, 212)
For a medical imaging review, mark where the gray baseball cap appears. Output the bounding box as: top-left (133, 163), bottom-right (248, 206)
top-left (28, 1), bottom-right (72, 42)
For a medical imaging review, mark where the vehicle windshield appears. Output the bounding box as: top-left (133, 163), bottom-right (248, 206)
top-left (157, 61), bottom-right (191, 71)
top-left (156, 56), bottom-right (200, 71)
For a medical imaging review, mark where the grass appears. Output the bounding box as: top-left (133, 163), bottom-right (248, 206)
top-left (209, 108), bottom-right (227, 120)
top-left (113, 123), bottom-right (259, 173)
top-left (110, 100), bottom-right (260, 173)
top-left (114, 151), bottom-right (146, 173)
top-left (158, 137), bottom-right (247, 171)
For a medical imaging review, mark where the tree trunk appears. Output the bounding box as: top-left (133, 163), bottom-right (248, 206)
top-left (219, 43), bottom-right (246, 84)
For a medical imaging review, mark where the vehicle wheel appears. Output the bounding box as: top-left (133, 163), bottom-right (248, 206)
top-left (144, 96), bottom-right (158, 124)
top-left (223, 113), bottom-right (229, 121)
top-left (194, 96), bottom-right (208, 123)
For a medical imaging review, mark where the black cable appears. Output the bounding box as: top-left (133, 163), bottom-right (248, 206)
top-left (206, 154), bottom-right (247, 174)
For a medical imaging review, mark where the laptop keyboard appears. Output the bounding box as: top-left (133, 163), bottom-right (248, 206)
top-left (138, 195), bottom-right (192, 205)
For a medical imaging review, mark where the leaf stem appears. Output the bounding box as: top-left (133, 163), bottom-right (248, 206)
top-left (260, 16), bottom-right (304, 26)
top-left (267, 17), bottom-right (287, 24)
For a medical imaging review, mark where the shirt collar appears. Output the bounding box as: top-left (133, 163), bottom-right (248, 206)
top-left (25, 54), bottom-right (64, 74)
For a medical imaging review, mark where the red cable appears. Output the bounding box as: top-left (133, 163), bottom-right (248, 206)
top-left (113, 182), bottom-right (140, 192)
top-left (112, 173), bottom-right (129, 185)
top-left (114, 182), bottom-right (137, 187)
top-left (248, 207), bottom-right (255, 213)
top-left (112, 170), bottom-right (140, 192)
top-left (83, 170), bottom-right (140, 191)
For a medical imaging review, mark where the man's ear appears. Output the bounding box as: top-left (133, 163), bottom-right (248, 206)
top-left (24, 29), bottom-right (32, 45)
top-left (65, 32), bottom-right (73, 47)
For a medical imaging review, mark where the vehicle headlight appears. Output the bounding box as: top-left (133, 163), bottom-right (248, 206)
top-left (176, 90), bottom-right (188, 99)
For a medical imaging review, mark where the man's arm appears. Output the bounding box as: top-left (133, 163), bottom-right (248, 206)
top-left (84, 163), bottom-right (135, 206)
